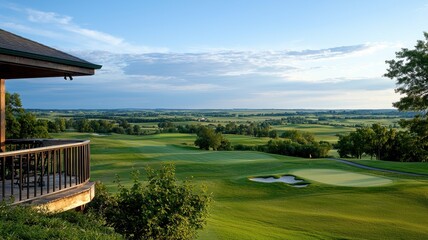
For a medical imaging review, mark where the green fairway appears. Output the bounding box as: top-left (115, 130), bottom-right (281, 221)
top-left (53, 132), bottom-right (428, 239)
top-left (346, 159), bottom-right (428, 175)
top-left (292, 169), bottom-right (393, 187)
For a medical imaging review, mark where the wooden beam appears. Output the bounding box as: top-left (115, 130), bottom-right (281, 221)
top-left (0, 79), bottom-right (5, 152)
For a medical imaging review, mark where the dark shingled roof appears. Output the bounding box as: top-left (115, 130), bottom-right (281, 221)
top-left (0, 29), bottom-right (101, 69)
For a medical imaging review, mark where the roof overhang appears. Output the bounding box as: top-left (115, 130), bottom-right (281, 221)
top-left (0, 29), bottom-right (102, 80)
top-left (0, 53), bottom-right (98, 79)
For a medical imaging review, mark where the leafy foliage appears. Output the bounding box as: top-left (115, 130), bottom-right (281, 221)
top-left (336, 123), bottom-right (427, 162)
top-left (0, 203), bottom-right (122, 240)
top-left (384, 32), bottom-right (428, 113)
top-left (5, 92), bottom-right (52, 139)
top-left (266, 131), bottom-right (332, 158)
top-left (194, 126), bottom-right (230, 150)
top-left (88, 165), bottom-right (211, 240)
top-left (381, 33), bottom-right (428, 161)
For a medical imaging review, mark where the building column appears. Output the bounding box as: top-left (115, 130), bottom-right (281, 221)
top-left (0, 79), bottom-right (5, 152)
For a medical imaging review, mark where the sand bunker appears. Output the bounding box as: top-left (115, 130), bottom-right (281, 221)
top-left (292, 169), bottom-right (392, 187)
top-left (91, 133), bottom-right (109, 136)
top-left (250, 175), bottom-right (308, 187)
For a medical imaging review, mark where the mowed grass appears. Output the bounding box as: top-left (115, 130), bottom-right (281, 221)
top-left (53, 132), bottom-right (428, 239)
top-left (292, 169), bottom-right (393, 187)
top-left (346, 159), bottom-right (428, 175)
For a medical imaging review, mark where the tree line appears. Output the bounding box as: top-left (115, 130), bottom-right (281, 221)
top-left (5, 94), bottom-right (154, 138)
top-left (265, 130), bottom-right (332, 158)
top-left (73, 118), bottom-right (146, 135)
top-left (336, 121), bottom-right (427, 162)
top-left (7, 92), bottom-right (52, 139)
top-left (193, 125), bottom-right (332, 158)
top-left (335, 33), bottom-right (428, 162)
top-left (161, 121), bottom-right (278, 138)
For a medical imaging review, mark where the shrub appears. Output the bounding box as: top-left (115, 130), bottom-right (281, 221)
top-left (0, 203), bottom-right (122, 240)
top-left (88, 164), bottom-right (212, 240)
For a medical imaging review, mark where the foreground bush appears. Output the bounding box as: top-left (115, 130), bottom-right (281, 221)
top-left (0, 203), bottom-right (122, 240)
top-left (87, 164), bottom-right (212, 240)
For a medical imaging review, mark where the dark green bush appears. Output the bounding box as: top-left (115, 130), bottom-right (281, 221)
top-left (88, 164), bottom-right (212, 240)
top-left (0, 203), bottom-right (123, 240)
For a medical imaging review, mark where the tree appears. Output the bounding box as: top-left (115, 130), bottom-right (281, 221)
top-left (48, 120), bottom-right (60, 133)
top-left (95, 165), bottom-right (211, 240)
top-left (384, 32), bottom-right (428, 161)
top-left (281, 130), bottom-right (315, 144)
top-left (336, 134), bottom-right (354, 158)
top-left (18, 112), bottom-right (38, 138)
top-left (218, 138), bottom-right (232, 151)
top-left (5, 92), bottom-right (50, 139)
top-left (6, 92), bottom-right (24, 138)
top-left (158, 121), bottom-right (176, 133)
top-left (55, 118), bottom-right (67, 132)
top-left (369, 124), bottom-right (389, 160)
top-left (194, 126), bottom-right (224, 150)
top-left (384, 32), bottom-right (428, 113)
top-left (133, 125), bottom-right (142, 135)
top-left (317, 141), bottom-right (332, 158)
top-left (267, 130), bottom-right (277, 138)
top-left (398, 116), bottom-right (428, 162)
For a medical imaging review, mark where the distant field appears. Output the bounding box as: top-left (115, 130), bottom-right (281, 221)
top-left (225, 134), bottom-right (270, 146)
top-left (54, 132), bottom-right (428, 240)
top-left (35, 109), bottom-right (414, 145)
top-left (272, 123), bottom-right (355, 143)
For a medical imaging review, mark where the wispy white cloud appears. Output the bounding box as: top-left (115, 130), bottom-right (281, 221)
top-left (82, 42), bottom-right (394, 84)
top-left (2, 7), bottom-right (167, 53)
top-left (1, 5), bottom-right (400, 109)
top-left (26, 9), bottom-right (72, 25)
top-left (25, 9), bottom-right (156, 52)
top-left (0, 22), bottom-right (62, 39)
top-left (60, 47), bottom-right (396, 108)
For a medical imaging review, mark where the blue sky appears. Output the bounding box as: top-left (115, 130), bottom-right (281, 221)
top-left (1, 0), bottom-right (428, 109)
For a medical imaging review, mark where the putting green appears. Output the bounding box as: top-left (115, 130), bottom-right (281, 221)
top-left (292, 169), bottom-right (392, 187)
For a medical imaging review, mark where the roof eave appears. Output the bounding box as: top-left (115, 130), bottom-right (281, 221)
top-left (0, 53), bottom-right (97, 79)
top-left (0, 48), bottom-right (102, 70)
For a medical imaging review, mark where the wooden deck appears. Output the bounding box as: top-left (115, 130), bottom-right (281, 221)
top-left (2, 173), bottom-right (80, 204)
top-left (0, 139), bottom-right (93, 211)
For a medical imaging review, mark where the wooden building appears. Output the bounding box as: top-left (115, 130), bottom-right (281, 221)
top-left (0, 29), bottom-right (101, 212)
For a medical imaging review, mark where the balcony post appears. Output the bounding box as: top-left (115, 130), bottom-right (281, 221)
top-left (0, 79), bottom-right (5, 152)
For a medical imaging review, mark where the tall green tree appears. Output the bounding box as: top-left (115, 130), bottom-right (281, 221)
top-left (6, 92), bottom-right (24, 139)
top-left (384, 32), bottom-right (428, 113)
top-left (5, 92), bottom-right (49, 139)
top-left (370, 124), bottom-right (389, 160)
top-left (384, 32), bottom-right (428, 161)
top-left (55, 118), bottom-right (67, 132)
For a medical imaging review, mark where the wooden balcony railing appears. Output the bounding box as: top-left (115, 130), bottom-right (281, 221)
top-left (0, 139), bottom-right (90, 204)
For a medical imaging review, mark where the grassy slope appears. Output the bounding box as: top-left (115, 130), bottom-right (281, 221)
top-left (346, 159), bottom-right (428, 175)
top-left (54, 132), bottom-right (428, 240)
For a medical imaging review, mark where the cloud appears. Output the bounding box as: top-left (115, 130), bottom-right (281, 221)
top-left (27, 9), bottom-right (72, 25)
top-left (118, 43), bottom-right (386, 79)
top-left (24, 9), bottom-right (144, 52)
top-left (1, 6), bottom-right (166, 53)
top-left (63, 42), bottom-right (396, 99)
top-left (0, 22), bottom-right (62, 39)
top-left (1, 5), bottom-right (400, 109)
